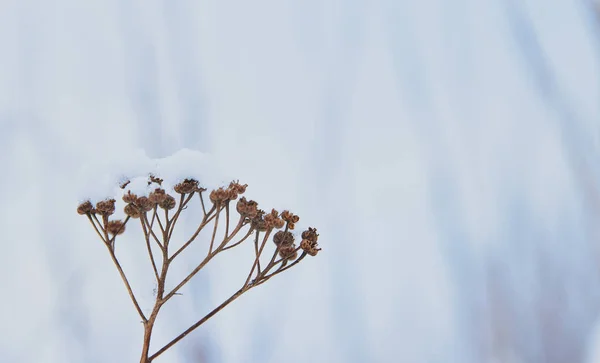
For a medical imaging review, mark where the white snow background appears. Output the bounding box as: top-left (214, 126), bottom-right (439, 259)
top-left (1, 0), bottom-right (600, 362)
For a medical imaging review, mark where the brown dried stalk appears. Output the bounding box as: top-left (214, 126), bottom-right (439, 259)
top-left (77, 177), bottom-right (321, 362)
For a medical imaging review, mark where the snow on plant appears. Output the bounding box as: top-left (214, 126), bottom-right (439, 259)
top-left (77, 171), bottom-right (320, 363)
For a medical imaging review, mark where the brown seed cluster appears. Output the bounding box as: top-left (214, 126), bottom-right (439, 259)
top-left (264, 209), bottom-right (285, 229)
top-left (250, 210), bottom-right (268, 231)
top-left (159, 194), bottom-right (176, 210)
top-left (300, 227), bottom-right (321, 256)
top-left (148, 174), bottom-right (163, 186)
top-left (106, 219), bottom-right (126, 235)
top-left (174, 179), bottom-right (200, 194)
top-left (209, 181), bottom-right (248, 204)
top-left (148, 188), bottom-right (167, 204)
top-left (236, 197), bottom-right (258, 218)
top-left (281, 210), bottom-right (300, 230)
top-left (96, 199), bottom-right (116, 216)
top-left (77, 200), bottom-right (94, 215)
top-left (273, 231), bottom-right (297, 261)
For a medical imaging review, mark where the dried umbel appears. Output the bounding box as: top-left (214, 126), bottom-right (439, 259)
top-left (300, 227), bottom-right (321, 256)
top-left (159, 194), bottom-right (176, 210)
top-left (236, 197), bottom-right (258, 218)
top-left (279, 244), bottom-right (298, 261)
top-left (77, 200), bottom-right (94, 215)
top-left (149, 188), bottom-right (167, 204)
top-left (135, 196), bottom-right (154, 212)
top-left (123, 191), bottom-right (138, 204)
top-left (78, 177), bottom-right (320, 363)
top-left (124, 203), bottom-right (142, 218)
top-left (106, 220), bottom-right (126, 235)
top-left (174, 179), bottom-right (199, 194)
top-left (264, 209), bottom-right (284, 229)
top-left (273, 230), bottom-right (294, 247)
top-left (96, 199), bottom-right (116, 216)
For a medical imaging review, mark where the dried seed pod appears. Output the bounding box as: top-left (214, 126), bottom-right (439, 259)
top-left (106, 219), bottom-right (126, 236)
top-left (251, 210), bottom-right (268, 231)
top-left (77, 200), bottom-right (94, 215)
top-left (124, 204), bottom-right (141, 218)
top-left (96, 199), bottom-right (116, 216)
top-left (236, 197), bottom-right (258, 218)
top-left (148, 188), bottom-right (167, 204)
top-left (159, 194), bottom-right (176, 210)
top-left (122, 190), bottom-right (138, 204)
top-left (148, 174), bottom-right (163, 186)
top-left (301, 227), bottom-right (319, 242)
top-left (300, 238), bottom-right (321, 256)
top-left (281, 210), bottom-right (300, 226)
top-left (279, 245), bottom-right (298, 261)
top-left (174, 179), bottom-right (199, 194)
top-left (273, 230), bottom-right (294, 247)
top-left (210, 187), bottom-right (229, 204)
top-left (135, 196), bottom-right (154, 212)
top-left (228, 180), bottom-right (247, 194)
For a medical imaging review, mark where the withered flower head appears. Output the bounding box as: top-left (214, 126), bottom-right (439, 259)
top-left (122, 190), bottom-right (138, 204)
top-left (159, 194), bottom-right (176, 210)
top-left (273, 230), bottom-right (294, 247)
top-left (209, 187), bottom-right (229, 204)
top-left (236, 197), bottom-right (258, 218)
top-left (96, 199), bottom-right (116, 216)
top-left (124, 203), bottom-right (141, 218)
top-left (77, 200), bottom-right (94, 215)
top-left (106, 219), bottom-right (126, 236)
top-left (174, 179), bottom-right (199, 194)
top-left (281, 210), bottom-right (300, 224)
top-left (134, 196), bottom-right (154, 212)
top-left (264, 209), bottom-right (284, 229)
top-left (251, 209), bottom-right (268, 231)
top-left (119, 180), bottom-right (131, 189)
top-left (148, 188), bottom-right (167, 204)
top-left (279, 245), bottom-right (298, 261)
top-left (300, 227), bottom-right (321, 256)
top-left (228, 180), bottom-right (247, 195)
top-left (301, 227), bottom-right (319, 242)
top-left (148, 174), bottom-right (163, 186)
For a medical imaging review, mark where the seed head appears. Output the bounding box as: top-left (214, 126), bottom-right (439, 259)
top-left (251, 210), bottom-right (268, 231)
top-left (210, 187), bottom-right (229, 204)
top-left (174, 179), bottom-right (199, 194)
top-left (159, 194), bottom-right (176, 210)
top-left (301, 227), bottom-right (319, 242)
top-left (273, 230), bottom-right (294, 247)
top-left (122, 190), bottom-right (138, 204)
top-left (229, 180), bottom-right (247, 194)
top-left (135, 196), bottom-right (154, 212)
top-left (236, 197), bottom-right (258, 218)
top-left (281, 210), bottom-right (300, 224)
top-left (124, 204), bottom-right (141, 218)
top-left (96, 199), bottom-right (116, 216)
top-left (300, 239), bottom-right (320, 256)
top-left (77, 200), bottom-right (94, 215)
top-left (148, 174), bottom-right (163, 186)
top-left (279, 245), bottom-right (298, 261)
top-left (106, 219), bottom-right (126, 236)
top-left (264, 209), bottom-right (284, 229)
top-left (148, 188), bottom-right (167, 204)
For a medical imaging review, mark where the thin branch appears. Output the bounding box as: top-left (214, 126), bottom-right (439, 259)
top-left (105, 244), bottom-right (148, 323)
top-left (86, 214), bottom-right (107, 243)
top-left (169, 204), bottom-right (220, 262)
top-left (150, 287), bottom-right (247, 361)
top-left (199, 192), bottom-right (207, 216)
top-left (244, 229), bottom-right (272, 286)
top-left (208, 203), bottom-right (221, 254)
top-left (143, 214), bottom-right (165, 252)
top-left (221, 227), bottom-right (253, 252)
top-left (167, 193), bottom-right (195, 241)
top-left (254, 252), bottom-right (307, 287)
top-left (140, 218), bottom-right (160, 283)
top-left (162, 254), bottom-right (213, 302)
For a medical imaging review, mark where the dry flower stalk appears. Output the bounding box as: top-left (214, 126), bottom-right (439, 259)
top-left (77, 176), bottom-right (320, 363)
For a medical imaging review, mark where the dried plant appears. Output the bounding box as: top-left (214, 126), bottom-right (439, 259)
top-left (77, 176), bottom-right (321, 362)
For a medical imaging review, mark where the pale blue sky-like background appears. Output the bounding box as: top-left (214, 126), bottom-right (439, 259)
top-left (1, 0), bottom-right (600, 362)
